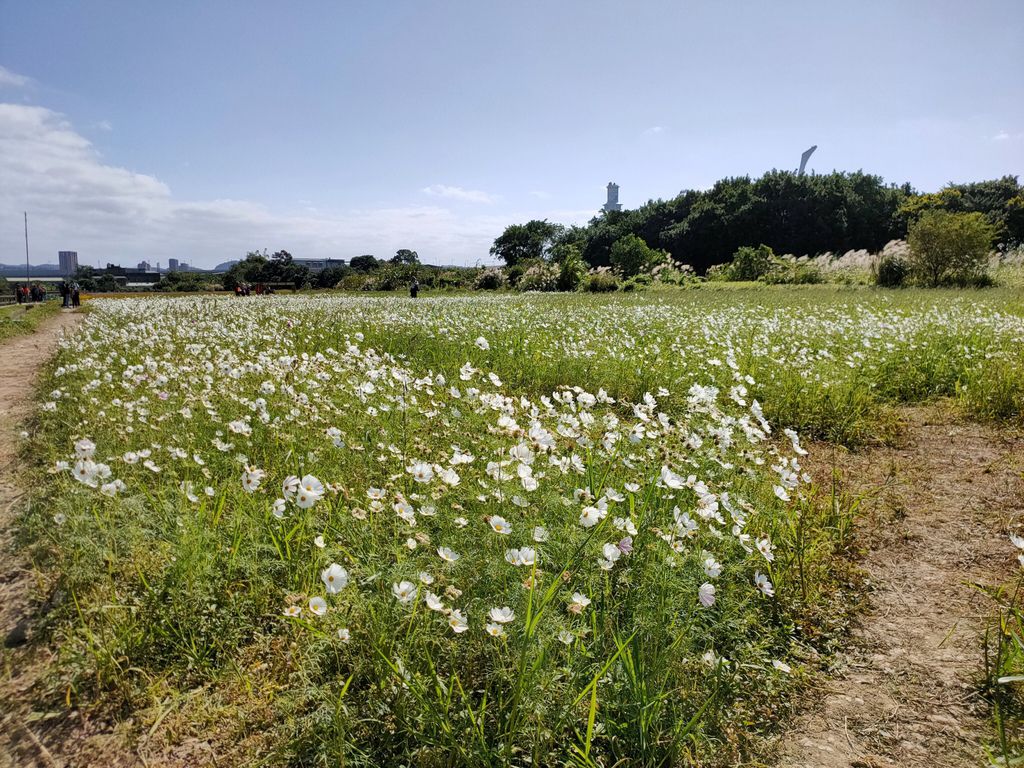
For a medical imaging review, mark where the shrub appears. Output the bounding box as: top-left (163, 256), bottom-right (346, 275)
top-left (609, 234), bottom-right (666, 277)
top-left (907, 210), bottom-right (994, 287)
top-left (474, 268), bottom-right (507, 290)
top-left (517, 263), bottom-right (559, 292)
top-left (730, 244), bottom-right (775, 281)
top-left (556, 247), bottom-right (588, 292)
top-left (506, 264), bottom-right (527, 286)
top-left (704, 264), bottom-right (732, 282)
top-left (438, 270), bottom-right (468, 289)
top-left (622, 274), bottom-right (652, 292)
top-left (583, 269), bottom-right (620, 292)
top-left (762, 257), bottom-right (823, 285)
top-left (875, 255), bottom-right (909, 287)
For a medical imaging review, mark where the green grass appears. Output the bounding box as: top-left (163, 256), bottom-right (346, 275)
top-left (15, 286), bottom-right (1024, 766)
top-left (0, 300), bottom-right (61, 342)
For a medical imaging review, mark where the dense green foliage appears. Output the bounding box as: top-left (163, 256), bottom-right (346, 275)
top-left (223, 250), bottom-right (311, 290)
top-left (907, 210), bottom-right (995, 287)
top-left (495, 173), bottom-right (1024, 275)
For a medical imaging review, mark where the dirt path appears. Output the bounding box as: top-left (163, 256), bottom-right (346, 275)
top-left (0, 310), bottom-right (119, 768)
top-left (777, 407), bottom-right (1024, 767)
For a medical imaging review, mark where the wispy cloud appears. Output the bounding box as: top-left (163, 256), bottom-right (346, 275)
top-left (642, 125), bottom-right (667, 137)
top-left (991, 129), bottom-right (1023, 142)
top-left (422, 184), bottom-right (496, 204)
top-left (92, 119), bottom-right (114, 132)
top-left (0, 103), bottom-right (593, 268)
top-left (0, 65), bottom-right (32, 88)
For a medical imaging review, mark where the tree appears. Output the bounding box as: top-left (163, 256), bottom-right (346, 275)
top-left (489, 220), bottom-right (562, 266)
top-left (609, 234), bottom-right (665, 277)
top-left (350, 254), bottom-right (379, 272)
top-left (906, 210), bottom-right (994, 287)
top-left (391, 249), bottom-right (420, 265)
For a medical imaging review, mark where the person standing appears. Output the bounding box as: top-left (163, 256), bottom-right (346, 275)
top-left (60, 281), bottom-right (69, 308)
top-left (410, 278), bottom-right (419, 298)
top-left (71, 282), bottom-right (81, 308)
top-left (14, 283), bottom-right (22, 304)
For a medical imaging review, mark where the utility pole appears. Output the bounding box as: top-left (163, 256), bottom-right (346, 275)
top-left (24, 212), bottom-right (30, 285)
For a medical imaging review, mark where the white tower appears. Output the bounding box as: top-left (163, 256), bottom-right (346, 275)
top-left (798, 145), bottom-right (817, 175)
top-left (603, 182), bottom-right (622, 213)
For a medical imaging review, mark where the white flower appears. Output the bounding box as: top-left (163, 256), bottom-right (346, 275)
top-left (366, 487), bottom-right (386, 501)
top-left (419, 571), bottom-right (434, 585)
top-left (773, 485), bottom-right (791, 502)
top-left (579, 505), bottom-right (604, 528)
top-left (295, 474), bottom-right (324, 509)
top-left (702, 556), bottom-right (722, 578)
top-left (754, 571), bottom-right (775, 596)
top-left (756, 537), bottom-right (775, 562)
top-left (437, 546), bottom-right (460, 563)
top-left (533, 526), bottom-right (550, 543)
top-left (241, 466), bottom-right (265, 492)
top-left (53, 512), bottom-right (67, 526)
top-left (321, 563), bottom-right (349, 594)
top-left (308, 596), bottom-right (327, 616)
top-left (405, 537), bottom-right (417, 550)
top-left (772, 659), bottom-right (792, 673)
top-left (569, 592), bottom-right (591, 612)
top-left (698, 582), bottom-right (716, 608)
top-left (283, 605), bottom-right (302, 618)
top-left (602, 542), bottom-right (622, 563)
top-left (488, 606), bottom-right (515, 624)
top-left (1010, 534), bottom-right (1024, 550)
top-left (271, 498), bottom-right (287, 519)
top-left (74, 438), bottom-right (96, 458)
top-left (337, 628), bottom-right (351, 642)
top-left (448, 609), bottom-right (469, 633)
top-left (392, 581), bottom-right (417, 605)
top-left (474, 336), bottom-right (490, 351)
top-left (660, 466), bottom-right (685, 489)
top-left (489, 515), bottom-right (512, 535)
top-left (314, 535), bottom-right (326, 549)
top-left (558, 630), bottom-right (574, 645)
top-left (425, 592), bottom-right (445, 612)
top-left (485, 622), bottom-right (505, 637)
top-left (407, 462), bottom-right (435, 483)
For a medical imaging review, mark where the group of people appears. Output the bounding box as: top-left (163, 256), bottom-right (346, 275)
top-left (59, 281), bottom-right (82, 308)
top-left (233, 283), bottom-right (273, 296)
top-left (12, 281), bottom-right (81, 307)
top-left (12, 283), bottom-right (48, 303)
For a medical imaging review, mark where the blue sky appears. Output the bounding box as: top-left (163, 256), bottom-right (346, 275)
top-left (1, 0), bottom-right (1022, 268)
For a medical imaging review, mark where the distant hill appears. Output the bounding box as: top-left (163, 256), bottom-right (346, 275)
top-left (213, 260), bottom-right (238, 272)
top-left (0, 262), bottom-right (62, 276)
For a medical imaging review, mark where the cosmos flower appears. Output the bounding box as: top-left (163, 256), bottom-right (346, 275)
top-left (485, 622), bottom-right (505, 637)
top-left (488, 606), bottom-right (515, 624)
top-left (698, 582), bottom-right (716, 608)
top-left (448, 609), bottom-right (469, 633)
top-left (754, 571), bottom-right (775, 596)
top-left (437, 546), bottom-right (460, 563)
top-left (392, 581), bottom-right (417, 605)
top-left (321, 563), bottom-right (349, 594)
top-left (489, 516), bottom-right (512, 535)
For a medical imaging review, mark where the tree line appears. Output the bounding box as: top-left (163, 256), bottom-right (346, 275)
top-left (491, 172), bottom-right (1024, 274)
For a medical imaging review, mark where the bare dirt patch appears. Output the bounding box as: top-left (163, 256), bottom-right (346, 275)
top-left (777, 406), bottom-right (1024, 767)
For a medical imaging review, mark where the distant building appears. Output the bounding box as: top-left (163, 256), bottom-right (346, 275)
top-left (137, 260), bottom-right (152, 272)
top-left (58, 250), bottom-right (79, 275)
top-left (602, 182), bottom-right (622, 213)
top-left (168, 258), bottom-right (179, 271)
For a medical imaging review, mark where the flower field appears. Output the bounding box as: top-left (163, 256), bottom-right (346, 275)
top-left (24, 288), bottom-right (1024, 765)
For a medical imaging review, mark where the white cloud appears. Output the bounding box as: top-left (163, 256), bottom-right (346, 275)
top-left (92, 119), bottom-right (114, 132)
top-left (422, 184), bottom-right (496, 204)
top-left (642, 125), bottom-right (667, 137)
top-left (0, 66), bottom-right (31, 89)
top-left (0, 103), bottom-right (592, 268)
top-left (991, 130), bottom-right (1023, 142)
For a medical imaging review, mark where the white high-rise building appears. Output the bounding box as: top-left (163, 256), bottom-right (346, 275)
top-left (602, 182), bottom-right (622, 213)
top-left (58, 250), bottom-right (78, 275)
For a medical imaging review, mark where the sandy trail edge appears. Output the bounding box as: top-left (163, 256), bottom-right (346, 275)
top-left (775, 408), bottom-right (1023, 768)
